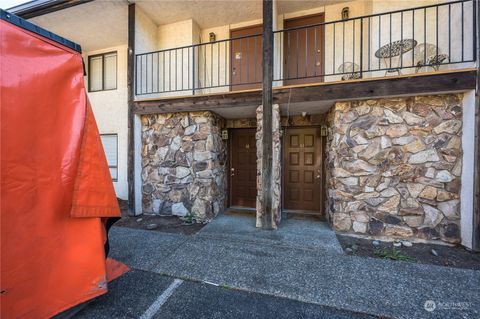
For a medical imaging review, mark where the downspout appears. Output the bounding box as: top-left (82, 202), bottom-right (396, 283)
top-left (473, 0), bottom-right (480, 251)
top-left (127, 3), bottom-right (136, 214)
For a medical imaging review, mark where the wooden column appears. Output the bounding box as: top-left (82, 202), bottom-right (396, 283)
top-left (260, 0), bottom-right (274, 229)
top-left (127, 3), bottom-right (136, 214)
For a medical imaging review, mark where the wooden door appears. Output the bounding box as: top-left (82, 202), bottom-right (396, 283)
top-left (230, 129), bottom-right (257, 208)
top-left (283, 127), bottom-right (322, 212)
top-left (284, 14), bottom-right (325, 86)
top-left (230, 25), bottom-right (263, 91)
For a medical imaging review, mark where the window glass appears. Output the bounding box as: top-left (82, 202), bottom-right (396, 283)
top-left (89, 56), bottom-right (103, 91)
top-left (104, 53), bottom-right (117, 90)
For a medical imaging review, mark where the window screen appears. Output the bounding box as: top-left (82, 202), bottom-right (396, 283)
top-left (100, 134), bottom-right (118, 181)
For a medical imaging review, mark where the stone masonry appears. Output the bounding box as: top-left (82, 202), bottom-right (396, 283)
top-left (141, 112), bottom-right (227, 220)
top-left (326, 94), bottom-right (463, 243)
top-left (256, 104), bottom-right (282, 229)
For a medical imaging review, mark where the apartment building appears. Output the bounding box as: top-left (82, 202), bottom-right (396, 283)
top-left (10, 0), bottom-right (479, 249)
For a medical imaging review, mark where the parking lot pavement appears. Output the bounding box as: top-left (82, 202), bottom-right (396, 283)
top-left (73, 269), bottom-right (377, 319)
top-left (73, 269), bottom-right (174, 319)
top-left (106, 223), bottom-right (480, 319)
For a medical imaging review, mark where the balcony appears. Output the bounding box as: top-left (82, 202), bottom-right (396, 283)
top-left (135, 0), bottom-right (476, 99)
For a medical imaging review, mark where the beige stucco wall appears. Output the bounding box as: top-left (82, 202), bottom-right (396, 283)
top-left (83, 45), bottom-right (129, 200)
top-left (135, 6), bottom-right (158, 55)
top-left (135, 16), bottom-right (199, 98)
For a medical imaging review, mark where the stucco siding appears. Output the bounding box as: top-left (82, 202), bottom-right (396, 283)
top-left (83, 45), bottom-right (129, 200)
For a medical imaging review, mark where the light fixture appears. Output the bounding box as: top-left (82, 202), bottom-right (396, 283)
top-left (341, 7), bottom-right (349, 20)
top-left (301, 111), bottom-right (307, 117)
top-left (221, 129), bottom-right (228, 140)
top-left (321, 125), bottom-right (328, 137)
top-left (209, 32), bottom-right (216, 42)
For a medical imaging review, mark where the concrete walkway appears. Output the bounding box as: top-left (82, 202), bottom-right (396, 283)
top-left (198, 214), bottom-right (343, 254)
top-left (109, 214), bottom-right (480, 319)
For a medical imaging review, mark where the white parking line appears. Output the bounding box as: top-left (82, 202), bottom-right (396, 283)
top-left (139, 279), bottom-right (183, 319)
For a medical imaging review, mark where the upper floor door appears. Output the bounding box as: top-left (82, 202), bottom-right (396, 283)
top-left (230, 25), bottom-right (263, 91)
top-left (284, 13), bottom-right (325, 86)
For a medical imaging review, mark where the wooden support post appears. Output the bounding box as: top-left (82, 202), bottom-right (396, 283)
top-left (261, 0), bottom-right (273, 229)
top-left (127, 3), bottom-right (136, 214)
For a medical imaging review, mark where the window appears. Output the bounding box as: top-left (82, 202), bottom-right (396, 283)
top-left (88, 52), bottom-right (117, 92)
top-left (100, 134), bottom-right (118, 181)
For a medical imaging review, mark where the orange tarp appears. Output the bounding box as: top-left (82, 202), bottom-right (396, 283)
top-left (1, 18), bottom-right (127, 318)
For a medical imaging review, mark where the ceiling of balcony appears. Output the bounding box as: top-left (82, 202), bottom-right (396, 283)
top-left (134, 0), bottom-right (348, 29)
top-left (25, 0), bottom-right (349, 52)
top-left (29, 1), bottom-right (128, 52)
top-left (214, 99), bottom-right (334, 119)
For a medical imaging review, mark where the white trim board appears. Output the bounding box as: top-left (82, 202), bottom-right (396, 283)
top-left (461, 90), bottom-right (475, 248)
top-left (134, 114), bottom-right (143, 215)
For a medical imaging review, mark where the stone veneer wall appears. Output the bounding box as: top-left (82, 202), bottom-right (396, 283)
top-left (256, 105), bottom-right (282, 228)
top-left (326, 94), bottom-right (463, 243)
top-left (141, 112), bottom-right (227, 220)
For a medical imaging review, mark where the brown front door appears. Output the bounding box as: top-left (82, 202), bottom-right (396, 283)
top-left (230, 129), bottom-right (257, 208)
top-left (230, 25), bottom-right (262, 91)
top-left (283, 127), bottom-right (323, 213)
top-left (284, 14), bottom-right (325, 86)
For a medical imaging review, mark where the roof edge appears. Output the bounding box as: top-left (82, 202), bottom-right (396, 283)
top-left (8, 0), bottom-right (92, 19)
top-left (1, 8), bottom-right (82, 53)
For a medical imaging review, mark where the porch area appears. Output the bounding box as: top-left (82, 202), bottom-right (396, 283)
top-left (199, 213), bottom-right (342, 253)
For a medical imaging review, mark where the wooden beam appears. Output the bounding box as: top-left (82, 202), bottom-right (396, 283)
top-left (127, 3), bottom-right (135, 214)
top-left (261, 0), bottom-right (273, 229)
top-left (133, 70), bottom-right (476, 114)
top-left (273, 70), bottom-right (477, 104)
top-left (134, 90), bottom-right (263, 114)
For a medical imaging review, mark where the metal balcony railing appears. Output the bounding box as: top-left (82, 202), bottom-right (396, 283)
top-left (135, 0), bottom-right (476, 96)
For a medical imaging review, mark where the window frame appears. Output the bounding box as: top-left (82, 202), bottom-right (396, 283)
top-left (88, 51), bottom-right (118, 92)
top-left (100, 133), bottom-right (118, 182)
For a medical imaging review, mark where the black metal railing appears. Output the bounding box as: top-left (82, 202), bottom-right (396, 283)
top-left (135, 0), bottom-right (476, 96)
